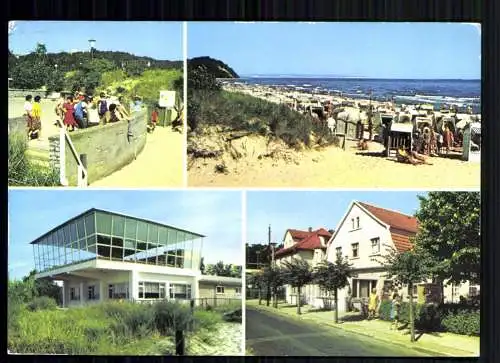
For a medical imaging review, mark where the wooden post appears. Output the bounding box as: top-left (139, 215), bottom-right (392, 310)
top-left (59, 128), bottom-right (68, 186)
top-left (78, 154), bottom-right (87, 187)
top-left (175, 330), bottom-right (185, 355)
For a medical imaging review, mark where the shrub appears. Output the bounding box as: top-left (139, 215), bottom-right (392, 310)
top-left (8, 132), bottom-right (59, 186)
top-left (152, 301), bottom-right (193, 335)
top-left (193, 309), bottom-right (223, 331)
top-left (441, 309), bottom-right (480, 336)
top-left (26, 296), bottom-right (58, 312)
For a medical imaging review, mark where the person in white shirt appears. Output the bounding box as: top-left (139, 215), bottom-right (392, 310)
top-left (87, 96), bottom-right (100, 126)
top-left (23, 94), bottom-right (33, 137)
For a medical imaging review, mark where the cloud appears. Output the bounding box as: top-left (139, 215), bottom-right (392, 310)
top-left (464, 23), bottom-right (481, 36)
top-left (8, 21), bottom-right (16, 34)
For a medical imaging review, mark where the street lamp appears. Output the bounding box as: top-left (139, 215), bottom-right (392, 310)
top-left (88, 39), bottom-right (96, 60)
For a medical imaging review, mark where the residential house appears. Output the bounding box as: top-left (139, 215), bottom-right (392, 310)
top-left (275, 227), bottom-right (333, 308)
top-left (198, 275), bottom-right (242, 304)
top-left (326, 201), bottom-right (479, 313)
top-left (31, 208), bottom-right (242, 307)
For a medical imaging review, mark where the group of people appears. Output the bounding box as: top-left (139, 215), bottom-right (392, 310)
top-left (414, 125), bottom-right (455, 156)
top-left (55, 92), bottom-right (132, 132)
top-left (24, 94), bottom-right (43, 140)
top-left (367, 288), bottom-right (402, 330)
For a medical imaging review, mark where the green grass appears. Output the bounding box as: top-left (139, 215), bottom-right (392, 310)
top-left (190, 90), bottom-right (337, 149)
top-left (8, 298), bottom-right (228, 355)
top-left (8, 132), bottom-right (60, 187)
top-left (99, 68), bottom-right (182, 106)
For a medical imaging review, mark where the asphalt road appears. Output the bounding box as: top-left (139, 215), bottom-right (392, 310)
top-left (246, 307), bottom-right (426, 356)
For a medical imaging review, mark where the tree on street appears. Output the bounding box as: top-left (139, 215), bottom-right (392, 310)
top-left (314, 254), bottom-right (354, 323)
top-left (413, 192), bottom-right (480, 302)
top-left (281, 258), bottom-right (313, 315)
top-left (376, 246), bottom-right (433, 342)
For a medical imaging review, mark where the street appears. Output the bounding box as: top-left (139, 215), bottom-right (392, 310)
top-left (246, 307), bottom-right (427, 356)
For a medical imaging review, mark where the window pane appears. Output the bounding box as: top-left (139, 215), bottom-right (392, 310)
top-left (137, 241), bottom-right (147, 251)
top-left (124, 249), bottom-right (135, 257)
top-left (88, 245), bottom-right (97, 254)
top-left (158, 227), bottom-right (168, 245)
top-left (87, 235), bottom-right (95, 248)
top-left (96, 212), bottom-right (112, 235)
top-left (97, 245), bottom-right (110, 259)
top-left (124, 239), bottom-right (136, 249)
top-left (97, 235), bottom-right (112, 246)
top-left (148, 224), bottom-right (159, 243)
top-left (125, 219), bottom-right (137, 239)
top-left (137, 221), bottom-right (148, 241)
top-left (112, 237), bottom-right (124, 247)
top-left (111, 247), bottom-right (123, 260)
top-left (112, 216), bottom-right (125, 237)
top-left (84, 213), bottom-right (96, 236)
top-left (63, 224), bottom-right (71, 244)
top-left (69, 222), bottom-right (78, 242)
top-left (77, 218), bottom-right (86, 239)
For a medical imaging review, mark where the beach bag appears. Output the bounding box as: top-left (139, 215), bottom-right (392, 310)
top-left (98, 100), bottom-right (108, 116)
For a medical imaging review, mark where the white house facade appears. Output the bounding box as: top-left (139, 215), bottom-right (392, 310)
top-left (275, 228), bottom-right (332, 308)
top-left (326, 201), bottom-right (479, 313)
top-left (32, 208), bottom-right (213, 307)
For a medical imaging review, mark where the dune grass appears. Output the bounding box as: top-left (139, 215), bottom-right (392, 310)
top-left (8, 132), bottom-right (60, 187)
top-left (190, 89), bottom-right (337, 149)
top-left (8, 299), bottom-right (231, 355)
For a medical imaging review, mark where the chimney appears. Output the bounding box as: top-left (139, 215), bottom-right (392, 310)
top-left (308, 227), bottom-right (313, 232)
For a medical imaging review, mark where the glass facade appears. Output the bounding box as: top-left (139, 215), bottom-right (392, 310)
top-left (32, 209), bottom-right (204, 273)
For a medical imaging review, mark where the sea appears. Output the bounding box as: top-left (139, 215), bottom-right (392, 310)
top-left (224, 77), bottom-right (481, 113)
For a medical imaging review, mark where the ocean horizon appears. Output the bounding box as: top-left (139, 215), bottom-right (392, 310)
top-left (226, 76), bottom-right (481, 112)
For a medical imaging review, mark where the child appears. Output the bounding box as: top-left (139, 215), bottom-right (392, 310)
top-left (63, 96), bottom-right (78, 131)
top-left (97, 92), bottom-right (108, 125)
top-left (24, 95), bottom-right (33, 138)
top-left (31, 95), bottom-right (42, 139)
top-left (390, 291), bottom-right (401, 330)
top-left (149, 106), bottom-right (159, 132)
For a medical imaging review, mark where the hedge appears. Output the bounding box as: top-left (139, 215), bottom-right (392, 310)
top-left (377, 300), bottom-right (479, 336)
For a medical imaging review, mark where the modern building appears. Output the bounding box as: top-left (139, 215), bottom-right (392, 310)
top-left (31, 208), bottom-right (240, 307)
top-left (275, 228), bottom-right (333, 307)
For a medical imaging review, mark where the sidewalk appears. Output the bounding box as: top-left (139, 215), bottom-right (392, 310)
top-left (247, 300), bottom-right (479, 357)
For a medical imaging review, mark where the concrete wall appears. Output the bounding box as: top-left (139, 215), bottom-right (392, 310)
top-left (49, 110), bottom-right (148, 186)
top-left (8, 116), bottom-right (26, 135)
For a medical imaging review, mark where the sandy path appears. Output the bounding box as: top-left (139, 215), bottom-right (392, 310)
top-left (91, 127), bottom-right (184, 187)
top-left (188, 140), bottom-right (480, 189)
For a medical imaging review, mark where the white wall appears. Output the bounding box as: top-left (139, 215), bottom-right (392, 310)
top-left (327, 203), bottom-right (393, 270)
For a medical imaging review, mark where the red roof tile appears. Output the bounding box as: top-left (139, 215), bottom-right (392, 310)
top-left (276, 228), bottom-right (332, 258)
top-left (390, 231), bottom-right (414, 253)
top-left (358, 202), bottom-right (418, 233)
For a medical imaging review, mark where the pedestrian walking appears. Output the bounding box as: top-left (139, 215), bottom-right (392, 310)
top-left (390, 291), bottom-right (401, 330)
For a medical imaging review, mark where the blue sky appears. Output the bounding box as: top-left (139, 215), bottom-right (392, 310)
top-left (246, 191), bottom-right (427, 245)
top-left (8, 21), bottom-right (183, 60)
top-left (188, 22), bottom-right (481, 79)
top-left (8, 190), bottom-right (243, 280)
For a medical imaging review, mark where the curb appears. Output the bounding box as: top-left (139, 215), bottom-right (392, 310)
top-left (248, 304), bottom-right (473, 357)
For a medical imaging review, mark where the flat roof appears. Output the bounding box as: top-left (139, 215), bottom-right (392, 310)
top-left (30, 207), bottom-right (205, 245)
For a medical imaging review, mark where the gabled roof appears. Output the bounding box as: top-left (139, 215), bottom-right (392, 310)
top-left (276, 228), bottom-right (333, 258)
top-left (328, 201), bottom-right (418, 254)
top-left (358, 202), bottom-right (418, 234)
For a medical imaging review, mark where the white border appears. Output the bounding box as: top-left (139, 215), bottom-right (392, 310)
top-left (183, 21), bottom-right (188, 188)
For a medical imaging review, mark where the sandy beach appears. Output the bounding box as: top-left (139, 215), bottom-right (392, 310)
top-left (188, 139), bottom-right (479, 188)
